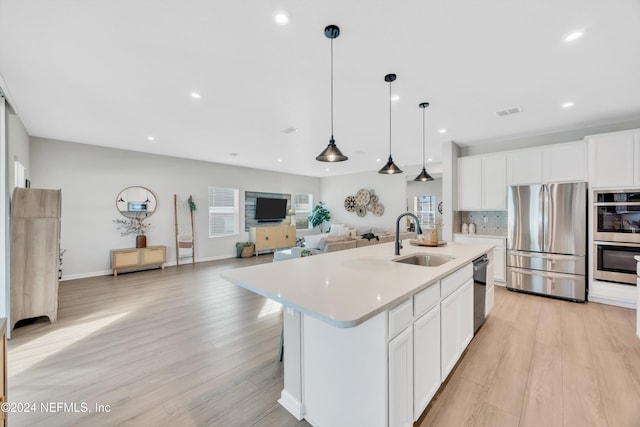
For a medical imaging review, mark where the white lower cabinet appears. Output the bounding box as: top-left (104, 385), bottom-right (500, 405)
top-left (413, 304), bottom-right (441, 420)
top-left (388, 327), bottom-right (413, 427)
top-left (440, 279), bottom-right (474, 382)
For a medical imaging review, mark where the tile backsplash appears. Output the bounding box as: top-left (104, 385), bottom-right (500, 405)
top-left (455, 211), bottom-right (507, 236)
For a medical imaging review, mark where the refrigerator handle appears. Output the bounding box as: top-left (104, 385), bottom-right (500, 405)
top-left (542, 183), bottom-right (551, 252)
top-left (538, 184), bottom-right (545, 251)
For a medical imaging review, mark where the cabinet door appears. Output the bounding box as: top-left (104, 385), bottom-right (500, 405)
top-left (493, 246), bottom-right (506, 282)
top-left (458, 157), bottom-right (482, 210)
top-left (113, 250), bottom-right (139, 268)
top-left (440, 289), bottom-right (459, 382)
top-left (543, 142), bottom-right (586, 183)
top-left (413, 305), bottom-right (440, 420)
top-left (588, 132), bottom-right (635, 188)
top-left (482, 154), bottom-right (507, 210)
top-left (507, 149), bottom-right (543, 185)
top-left (459, 279), bottom-right (474, 350)
top-left (277, 226), bottom-right (296, 248)
top-left (254, 227), bottom-right (277, 251)
top-left (389, 327), bottom-right (413, 427)
top-left (142, 247), bottom-right (165, 264)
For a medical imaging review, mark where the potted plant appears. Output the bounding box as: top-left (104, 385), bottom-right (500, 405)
top-left (236, 242), bottom-right (255, 258)
top-left (309, 202), bottom-right (331, 233)
top-left (113, 218), bottom-right (151, 248)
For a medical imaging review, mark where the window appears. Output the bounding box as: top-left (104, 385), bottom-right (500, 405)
top-left (414, 195), bottom-right (436, 229)
top-left (14, 160), bottom-right (25, 189)
top-left (293, 193), bottom-right (313, 229)
top-left (208, 187), bottom-right (239, 237)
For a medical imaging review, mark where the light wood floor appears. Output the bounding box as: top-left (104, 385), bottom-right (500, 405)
top-left (7, 258), bottom-right (640, 426)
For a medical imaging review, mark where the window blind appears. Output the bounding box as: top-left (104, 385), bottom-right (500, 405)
top-left (208, 187), bottom-right (239, 237)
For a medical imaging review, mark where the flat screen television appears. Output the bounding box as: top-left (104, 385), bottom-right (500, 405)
top-left (255, 197), bottom-right (287, 221)
top-left (128, 202), bottom-right (148, 212)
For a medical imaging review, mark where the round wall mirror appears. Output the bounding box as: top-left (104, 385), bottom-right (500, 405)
top-left (116, 186), bottom-right (157, 219)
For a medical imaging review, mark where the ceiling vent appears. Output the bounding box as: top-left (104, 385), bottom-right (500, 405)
top-left (495, 106), bottom-right (522, 117)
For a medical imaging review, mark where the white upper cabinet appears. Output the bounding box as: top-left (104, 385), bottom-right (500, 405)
top-left (507, 141), bottom-right (586, 186)
top-left (458, 154), bottom-right (506, 210)
top-left (587, 130), bottom-right (640, 188)
top-left (507, 148), bottom-right (543, 185)
top-left (543, 142), bottom-right (587, 183)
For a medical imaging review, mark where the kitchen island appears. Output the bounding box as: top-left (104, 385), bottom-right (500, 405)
top-left (222, 241), bottom-right (493, 427)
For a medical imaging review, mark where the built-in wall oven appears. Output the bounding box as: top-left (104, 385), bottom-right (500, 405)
top-left (593, 189), bottom-right (640, 285)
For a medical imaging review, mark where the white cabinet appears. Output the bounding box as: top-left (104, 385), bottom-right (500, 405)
top-left (389, 327), bottom-right (413, 427)
top-left (587, 130), bottom-right (640, 188)
top-left (458, 154), bottom-right (506, 211)
top-left (413, 304), bottom-right (441, 420)
top-left (458, 156), bottom-right (482, 210)
top-left (440, 279), bottom-right (474, 381)
top-left (507, 141), bottom-right (586, 186)
top-left (453, 235), bottom-right (506, 283)
top-left (507, 148), bottom-right (543, 185)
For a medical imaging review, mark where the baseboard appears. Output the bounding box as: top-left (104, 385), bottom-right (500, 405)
top-left (60, 254), bottom-right (237, 281)
top-left (589, 280), bottom-right (637, 309)
top-left (278, 390), bottom-right (305, 421)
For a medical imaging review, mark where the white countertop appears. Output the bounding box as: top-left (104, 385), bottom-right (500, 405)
top-left (222, 241), bottom-right (493, 328)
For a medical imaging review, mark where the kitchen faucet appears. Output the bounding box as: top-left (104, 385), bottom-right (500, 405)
top-left (395, 213), bottom-right (422, 255)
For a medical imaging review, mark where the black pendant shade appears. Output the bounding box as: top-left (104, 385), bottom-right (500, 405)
top-left (414, 102), bottom-right (434, 181)
top-left (378, 73), bottom-right (403, 174)
top-left (316, 137), bottom-right (348, 162)
top-left (317, 25), bottom-right (348, 163)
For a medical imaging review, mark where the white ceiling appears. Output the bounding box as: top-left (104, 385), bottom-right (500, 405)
top-left (1, 0), bottom-right (639, 178)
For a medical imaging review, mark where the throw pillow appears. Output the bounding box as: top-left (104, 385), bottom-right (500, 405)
top-left (304, 234), bottom-right (324, 249)
top-left (329, 223), bottom-right (345, 236)
top-left (337, 226), bottom-right (350, 236)
top-left (295, 237), bottom-right (305, 247)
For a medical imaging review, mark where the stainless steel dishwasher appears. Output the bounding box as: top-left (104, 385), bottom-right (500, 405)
top-left (473, 255), bottom-right (489, 333)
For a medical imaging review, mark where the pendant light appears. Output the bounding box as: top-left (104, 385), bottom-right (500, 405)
top-left (378, 73), bottom-right (403, 174)
top-left (316, 25), bottom-right (348, 162)
top-left (414, 102), bottom-right (434, 182)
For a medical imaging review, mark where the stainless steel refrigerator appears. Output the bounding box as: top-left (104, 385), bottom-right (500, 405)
top-left (506, 182), bottom-right (587, 302)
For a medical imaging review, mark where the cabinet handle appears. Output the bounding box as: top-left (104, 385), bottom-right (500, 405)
top-left (285, 234), bottom-right (288, 238)
top-left (265, 236), bottom-right (269, 240)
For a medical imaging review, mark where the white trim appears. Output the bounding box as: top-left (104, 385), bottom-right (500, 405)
top-left (0, 96), bottom-right (8, 336)
top-left (278, 390), bottom-right (305, 421)
top-left (589, 280), bottom-right (637, 309)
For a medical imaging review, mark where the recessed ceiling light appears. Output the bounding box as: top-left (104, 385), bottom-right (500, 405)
top-left (391, 95), bottom-right (400, 102)
top-left (428, 158), bottom-right (433, 162)
top-left (439, 129), bottom-right (447, 134)
top-left (147, 136), bottom-right (155, 141)
top-left (325, 168), bottom-right (330, 172)
top-left (376, 158), bottom-right (381, 163)
top-left (562, 101), bottom-right (575, 108)
top-left (277, 159), bottom-right (283, 163)
top-left (564, 31), bottom-right (584, 42)
top-left (190, 92), bottom-right (202, 99)
top-left (274, 11), bottom-right (289, 25)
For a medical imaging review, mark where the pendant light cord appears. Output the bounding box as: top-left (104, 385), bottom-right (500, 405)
top-left (330, 38), bottom-right (334, 139)
top-left (388, 79), bottom-right (392, 156)
top-left (422, 107), bottom-right (426, 167)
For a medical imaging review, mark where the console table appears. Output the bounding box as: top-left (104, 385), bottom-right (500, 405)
top-left (111, 245), bottom-right (166, 276)
top-left (249, 225), bottom-right (296, 254)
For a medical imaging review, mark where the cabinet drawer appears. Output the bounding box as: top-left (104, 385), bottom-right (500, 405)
top-left (441, 263), bottom-right (473, 299)
top-left (113, 251), bottom-right (139, 267)
top-left (143, 248), bottom-right (165, 264)
top-left (388, 298), bottom-right (412, 338)
top-left (414, 282), bottom-right (440, 318)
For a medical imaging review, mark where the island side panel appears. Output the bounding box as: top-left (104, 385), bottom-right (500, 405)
top-left (278, 307), bottom-right (304, 420)
top-left (302, 311), bottom-right (387, 427)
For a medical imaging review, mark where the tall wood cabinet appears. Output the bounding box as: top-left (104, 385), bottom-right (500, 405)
top-left (10, 188), bottom-right (61, 330)
top-left (249, 224), bottom-right (296, 253)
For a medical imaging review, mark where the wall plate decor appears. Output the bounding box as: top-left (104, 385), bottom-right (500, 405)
top-left (356, 206), bottom-right (366, 217)
top-left (344, 195), bottom-right (357, 212)
top-left (355, 189), bottom-right (370, 206)
top-left (370, 194), bottom-right (379, 203)
top-left (372, 203), bottom-right (385, 216)
top-left (438, 201), bottom-right (443, 214)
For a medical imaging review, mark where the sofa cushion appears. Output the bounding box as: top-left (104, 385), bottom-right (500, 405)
top-left (329, 223), bottom-right (345, 236)
top-left (337, 226), bottom-right (351, 236)
top-left (304, 234), bottom-right (325, 249)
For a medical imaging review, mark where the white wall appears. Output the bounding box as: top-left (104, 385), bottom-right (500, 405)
top-left (320, 171), bottom-right (407, 231)
top-left (8, 113), bottom-right (29, 190)
top-left (30, 138), bottom-right (320, 279)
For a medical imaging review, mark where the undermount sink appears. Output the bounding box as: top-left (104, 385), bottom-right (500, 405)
top-left (393, 253), bottom-right (455, 267)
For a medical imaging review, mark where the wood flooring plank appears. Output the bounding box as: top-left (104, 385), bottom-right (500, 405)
top-left (473, 402), bottom-right (519, 427)
top-left (520, 341), bottom-right (563, 427)
top-left (423, 378), bottom-right (487, 427)
top-left (561, 359), bottom-right (608, 427)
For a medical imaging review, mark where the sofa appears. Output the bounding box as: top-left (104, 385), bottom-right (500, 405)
top-left (302, 224), bottom-right (416, 253)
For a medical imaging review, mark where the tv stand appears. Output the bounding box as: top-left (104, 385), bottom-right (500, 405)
top-left (249, 225), bottom-right (296, 254)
